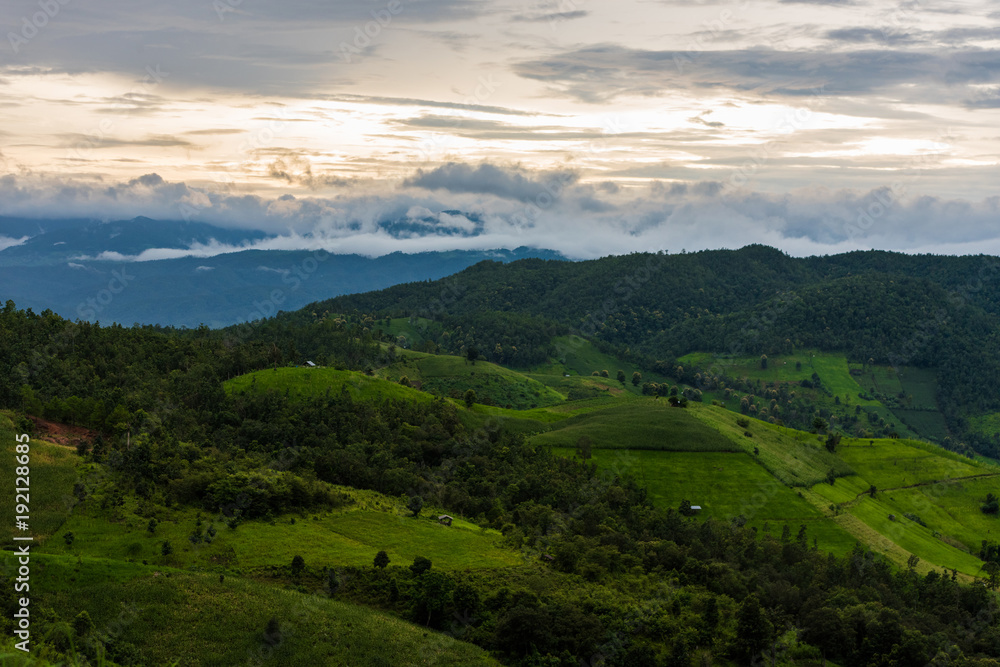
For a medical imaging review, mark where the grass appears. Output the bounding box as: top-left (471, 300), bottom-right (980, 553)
top-left (848, 496), bottom-right (987, 576)
top-left (894, 409), bottom-right (950, 442)
top-left (836, 438), bottom-right (984, 489)
top-left (679, 351), bottom-right (877, 404)
top-left (42, 501), bottom-right (520, 573)
top-left (224, 366), bottom-right (435, 405)
top-left (531, 401), bottom-right (743, 452)
top-left (897, 367), bottom-right (939, 410)
top-left (382, 351), bottom-right (566, 410)
top-left (686, 404), bottom-right (852, 487)
top-left (26, 554), bottom-right (500, 667)
top-left (551, 448), bottom-right (858, 557)
top-left (1, 421), bottom-right (80, 544)
top-left (542, 335), bottom-right (669, 394)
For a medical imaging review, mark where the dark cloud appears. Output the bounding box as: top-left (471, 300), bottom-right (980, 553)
top-left (58, 134), bottom-right (196, 149)
top-left (511, 10), bottom-right (590, 22)
top-left (403, 162), bottom-right (580, 202)
top-left (513, 44), bottom-right (1000, 105)
top-left (183, 128), bottom-right (245, 136)
top-left (780, 0), bottom-right (856, 4)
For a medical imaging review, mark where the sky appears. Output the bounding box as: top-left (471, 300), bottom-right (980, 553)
top-left (1, 0), bottom-right (999, 258)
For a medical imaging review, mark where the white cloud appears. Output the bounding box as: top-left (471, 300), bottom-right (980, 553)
top-left (0, 236), bottom-right (27, 252)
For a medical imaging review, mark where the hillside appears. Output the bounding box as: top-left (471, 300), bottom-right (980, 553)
top-left (8, 266), bottom-right (1000, 664)
top-left (289, 246), bottom-right (1000, 457)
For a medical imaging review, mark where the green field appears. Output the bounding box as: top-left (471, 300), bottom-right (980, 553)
top-left (1, 418), bottom-right (79, 544)
top-left (532, 401), bottom-right (742, 452)
top-left (686, 404), bottom-right (852, 486)
top-left (383, 351), bottom-right (566, 409)
top-left (224, 366), bottom-right (435, 404)
top-left (43, 498), bottom-right (520, 573)
top-left (680, 350), bottom-right (879, 404)
top-left (16, 553), bottom-right (499, 667)
top-left (836, 438), bottom-right (984, 489)
top-left (540, 335), bottom-right (669, 394)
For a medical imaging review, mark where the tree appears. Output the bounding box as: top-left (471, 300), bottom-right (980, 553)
top-left (984, 561), bottom-right (1000, 591)
top-left (263, 617), bottom-right (282, 646)
top-left (679, 499), bottom-right (696, 517)
top-left (983, 492), bottom-right (999, 515)
top-left (813, 417), bottom-right (829, 433)
top-left (407, 495), bottom-right (424, 517)
top-left (147, 518), bottom-right (158, 534)
top-left (868, 484), bottom-right (877, 498)
top-left (161, 540), bottom-right (173, 557)
top-left (63, 532), bottom-right (75, 548)
top-left (826, 432), bottom-right (841, 453)
top-left (760, 354), bottom-right (768, 369)
top-left (616, 370), bottom-right (626, 384)
top-left (399, 375), bottom-right (410, 386)
top-left (466, 347), bottom-right (479, 364)
top-left (416, 570), bottom-right (455, 626)
top-left (291, 554), bottom-right (305, 576)
top-left (410, 555), bottom-right (432, 576)
top-left (463, 389), bottom-right (476, 408)
top-left (735, 593), bottom-right (773, 662)
top-left (907, 554), bottom-right (920, 571)
top-left (631, 371), bottom-right (642, 386)
top-left (575, 435), bottom-right (593, 460)
top-left (600, 369), bottom-right (609, 378)
top-left (73, 610), bottom-right (94, 637)
top-left (374, 550), bottom-right (390, 569)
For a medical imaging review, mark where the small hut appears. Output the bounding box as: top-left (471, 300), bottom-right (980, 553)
top-left (437, 515), bottom-right (453, 526)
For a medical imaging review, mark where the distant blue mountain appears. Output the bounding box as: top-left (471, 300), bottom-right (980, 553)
top-left (0, 216), bottom-right (566, 327)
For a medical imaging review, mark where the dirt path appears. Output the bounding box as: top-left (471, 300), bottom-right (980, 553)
top-left (28, 415), bottom-right (96, 449)
top-left (840, 472), bottom-right (1000, 508)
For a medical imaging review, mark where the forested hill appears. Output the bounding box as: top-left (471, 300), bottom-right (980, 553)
top-left (287, 245), bottom-right (1000, 454)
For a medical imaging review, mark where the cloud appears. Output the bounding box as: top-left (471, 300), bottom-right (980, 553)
top-left (0, 236), bottom-right (28, 252)
top-left (403, 162), bottom-right (579, 202)
top-left (511, 10), bottom-right (590, 22)
top-left (513, 44), bottom-right (1000, 105)
top-left (59, 134), bottom-right (195, 149)
top-left (6, 168), bottom-right (1000, 261)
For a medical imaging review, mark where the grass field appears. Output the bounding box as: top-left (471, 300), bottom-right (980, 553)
top-left (1, 420), bottom-right (80, 544)
top-left (836, 438), bottom-right (984, 489)
top-left (897, 367), bottom-right (939, 410)
top-left (679, 351), bottom-right (879, 405)
top-left (895, 409), bottom-right (950, 441)
top-left (551, 448), bottom-right (858, 557)
top-left (383, 351), bottom-right (566, 410)
top-left (43, 499), bottom-right (520, 573)
top-left (224, 366), bottom-right (436, 405)
top-left (22, 553), bottom-right (500, 667)
top-left (687, 404), bottom-right (852, 486)
top-left (531, 401), bottom-right (743, 452)
top-left (541, 335), bottom-right (669, 394)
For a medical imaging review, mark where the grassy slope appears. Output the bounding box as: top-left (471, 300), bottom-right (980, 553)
top-left (0, 413), bottom-right (80, 545)
top-left (379, 350), bottom-right (566, 410)
top-left (225, 353), bottom-right (1000, 579)
top-left (42, 492), bottom-right (520, 573)
top-left (553, 447), bottom-right (858, 557)
top-left (19, 553), bottom-right (499, 667)
top-left (531, 401), bottom-right (743, 452)
top-left (224, 366), bottom-right (435, 404)
top-left (1, 414), bottom-right (505, 665)
top-left (680, 350), bottom-right (920, 439)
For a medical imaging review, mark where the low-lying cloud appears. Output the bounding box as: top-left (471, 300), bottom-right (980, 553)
top-left (4, 166), bottom-right (1000, 260)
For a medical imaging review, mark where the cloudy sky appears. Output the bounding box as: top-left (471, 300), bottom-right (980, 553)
top-left (1, 0), bottom-right (999, 258)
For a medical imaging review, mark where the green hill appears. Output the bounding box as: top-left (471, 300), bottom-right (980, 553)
top-left (23, 554), bottom-right (500, 667)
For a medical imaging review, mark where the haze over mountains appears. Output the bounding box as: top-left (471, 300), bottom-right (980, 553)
top-left (0, 216), bottom-right (563, 327)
